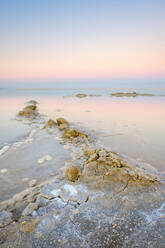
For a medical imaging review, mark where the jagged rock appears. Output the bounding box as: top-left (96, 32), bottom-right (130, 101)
top-left (82, 148), bottom-right (158, 184)
top-left (0, 211), bottom-right (12, 227)
top-left (76, 93), bottom-right (88, 98)
top-left (45, 119), bottom-right (57, 129)
top-left (56, 117), bottom-right (69, 126)
top-left (63, 128), bottom-right (88, 140)
top-left (66, 166), bottom-right (80, 182)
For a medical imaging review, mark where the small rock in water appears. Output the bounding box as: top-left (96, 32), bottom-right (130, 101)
top-left (38, 157), bottom-right (45, 164)
top-left (22, 178), bottom-right (29, 182)
top-left (38, 155), bottom-right (52, 164)
top-left (45, 155), bottom-right (52, 161)
top-left (29, 179), bottom-right (37, 187)
top-left (66, 165), bottom-right (80, 182)
top-left (0, 168), bottom-right (8, 174)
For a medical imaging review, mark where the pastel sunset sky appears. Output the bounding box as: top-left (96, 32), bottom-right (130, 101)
top-left (0, 0), bottom-right (165, 85)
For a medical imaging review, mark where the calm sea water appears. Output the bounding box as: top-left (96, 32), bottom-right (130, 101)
top-left (0, 87), bottom-right (165, 172)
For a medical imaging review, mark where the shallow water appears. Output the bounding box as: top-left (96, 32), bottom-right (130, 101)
top-left (0, 88), bottom-right (165, 201)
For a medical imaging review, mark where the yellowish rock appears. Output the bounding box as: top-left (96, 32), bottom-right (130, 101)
top-left (56, 117), bottom-right (69, 126)
top-left (45, 119), bottom-right (57, 128)
top-left (63, 128), bottom-right (88, 139)
top-left (66, 166), bottom-right (80, 182)
top-left (76, 93), bottom-right (88, 98)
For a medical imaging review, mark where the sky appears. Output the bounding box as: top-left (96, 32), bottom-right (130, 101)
top-left (0, 0), bottom-right (165, 86)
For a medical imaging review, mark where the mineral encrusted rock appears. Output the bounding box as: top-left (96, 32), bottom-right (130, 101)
top-left (66, 166), bottom-right (80, 182)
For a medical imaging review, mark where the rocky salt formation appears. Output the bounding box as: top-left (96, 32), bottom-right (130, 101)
top-left (82, 147), bottom-right (159, 185)
top-left (110, 91), bottom-right (155, 97)
top-left (1, 109), bottom-right (165, 247)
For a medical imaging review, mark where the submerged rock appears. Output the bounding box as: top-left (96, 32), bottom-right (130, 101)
top-left (66, 166), bottom-right (80, 182)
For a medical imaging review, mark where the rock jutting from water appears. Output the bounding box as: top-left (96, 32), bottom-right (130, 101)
top-left (76, 93), bottom-right (101, 98)
top-left (17, 102), bottom-right (39, 119)
top-left (76, 93), bottom-right (88, 98)
top-left (110, 91), bottom-right (155, 97)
